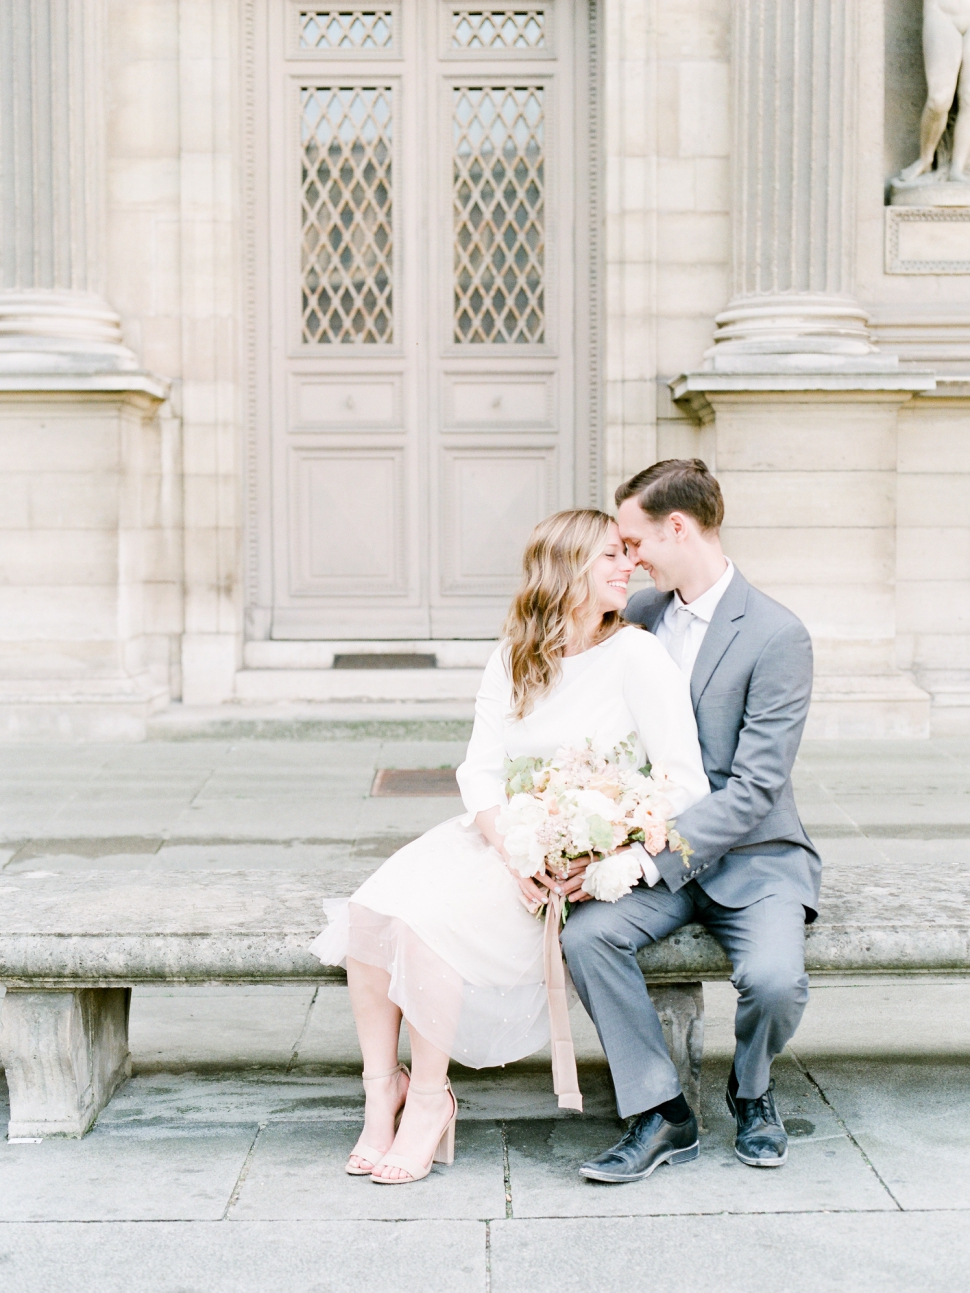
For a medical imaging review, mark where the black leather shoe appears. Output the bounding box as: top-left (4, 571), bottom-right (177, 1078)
top-left (726, 1079), bottom-right (788, 1167)
top-left (579, 1111), bottom-right (699, 1183)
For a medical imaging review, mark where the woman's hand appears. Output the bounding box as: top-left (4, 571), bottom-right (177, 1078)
top-left (509, 870), bottom-right (549, 912)
top-left (475, 806), bottom-right (546, 911)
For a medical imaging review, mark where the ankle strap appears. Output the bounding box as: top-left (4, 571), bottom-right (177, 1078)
top-left (362, 1064), bottom-right (408, 1082)
top-left (408, 1079), bottom-right (453, 1096)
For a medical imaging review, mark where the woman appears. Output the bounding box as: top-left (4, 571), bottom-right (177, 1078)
top-left (311, 509), bottom-right (709, 1184)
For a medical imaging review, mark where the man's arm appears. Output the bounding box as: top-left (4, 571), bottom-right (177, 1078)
top-left (654, 619), bottom-right (813, 892)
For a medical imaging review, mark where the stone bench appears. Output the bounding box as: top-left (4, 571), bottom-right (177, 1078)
top-left (1, 857), bottom-right (968, 1137)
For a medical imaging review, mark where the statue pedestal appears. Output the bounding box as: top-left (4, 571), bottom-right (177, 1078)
top-left (889, 177), bottom-right (970, 208)
top-left (670, 368), bottom-right (936, 739)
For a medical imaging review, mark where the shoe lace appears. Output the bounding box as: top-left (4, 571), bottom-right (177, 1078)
top-left (750, 1093), bottom-right (774, 1123)
top-left (741, 1081), bottom-right (777, 1127)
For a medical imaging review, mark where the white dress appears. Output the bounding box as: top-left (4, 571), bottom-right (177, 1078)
top-left (310, 626), bottom-right (710, 1069)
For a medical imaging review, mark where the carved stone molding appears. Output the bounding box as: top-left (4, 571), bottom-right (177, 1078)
top-left (885, 207), bottom-right (970, 275)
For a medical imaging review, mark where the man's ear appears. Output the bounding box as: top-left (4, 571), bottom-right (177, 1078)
top-left (668, 511), bottom-right (689, 541)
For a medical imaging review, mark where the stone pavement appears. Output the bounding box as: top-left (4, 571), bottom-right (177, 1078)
top-left (1, 736), bottom-right (970, 1291)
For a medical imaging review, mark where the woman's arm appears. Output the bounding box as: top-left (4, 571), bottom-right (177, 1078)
top-left (474, 805), bottom-right (548, 909)
top-left (623, 633), bottom-right (710, 816)
top-left (455, 649), bottom-right (513, 824)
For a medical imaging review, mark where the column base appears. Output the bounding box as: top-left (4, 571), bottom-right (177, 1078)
top-left (806, 675), bottom-right (932, 740)
top-left (0, 373), bottom-right (175, 742)
top-left (0, 677), bottom-right (169, 741)
top-left (669, 369), bottom-right (939, 742)
top-left (0, 290), bottom-right (139, 375)
top-left (0, 989), bottom-right (132, 1139)
top-left (919, 674), bottom-right (970, 737)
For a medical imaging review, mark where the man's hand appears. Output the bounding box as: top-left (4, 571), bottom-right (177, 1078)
top-left (544, 845), bottom-right (643, 904)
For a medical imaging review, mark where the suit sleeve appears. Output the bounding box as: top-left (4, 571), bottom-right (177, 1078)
top-left (653, 618), bottom-right (813, 892)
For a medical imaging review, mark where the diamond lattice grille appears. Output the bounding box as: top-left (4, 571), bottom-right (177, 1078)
top-left (300, 86), bottom-right (393, 344)
top-left (451, 10), bottom-right (545, 49)
top-left (453, 86), bottom-right (544, 344)
top-left (299, 10), bottom-right (393, 49)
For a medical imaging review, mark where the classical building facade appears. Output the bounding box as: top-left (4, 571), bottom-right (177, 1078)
top-left (1, 0), bottom-right (968, 737)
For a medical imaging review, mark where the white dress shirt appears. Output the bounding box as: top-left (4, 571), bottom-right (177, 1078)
top-left (632, 559), bottom-right (733, 887)
top-left (654, 558), bottom-right (735, 679)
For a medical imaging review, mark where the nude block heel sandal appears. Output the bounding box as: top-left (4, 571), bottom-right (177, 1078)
top-left (345, 1064), bottom-right (410, 1176)
top-left (371, 1079), bottom-right (457, 1184)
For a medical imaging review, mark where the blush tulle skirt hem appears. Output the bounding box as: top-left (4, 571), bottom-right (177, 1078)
top-left (309, 816), bottom-right (551, 1069)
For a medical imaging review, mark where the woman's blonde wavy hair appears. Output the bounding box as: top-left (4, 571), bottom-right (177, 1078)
top-left (504, 509), bottom-right (625, 719)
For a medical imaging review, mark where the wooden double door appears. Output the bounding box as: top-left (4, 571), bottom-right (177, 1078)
top-left (254, 1), bottom-right (599, 639)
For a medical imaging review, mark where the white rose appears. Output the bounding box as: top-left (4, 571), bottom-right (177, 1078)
top-left (581, 850), bottom-right (643, 903)
top-left (497, 793), bottom-right (551, 877)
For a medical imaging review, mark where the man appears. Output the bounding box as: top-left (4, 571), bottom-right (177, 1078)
top-left (561, 458), bottom-right (820, 1181)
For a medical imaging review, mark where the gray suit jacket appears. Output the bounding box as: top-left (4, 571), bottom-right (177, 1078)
top-left (624, 568), bottom-right (821, 919)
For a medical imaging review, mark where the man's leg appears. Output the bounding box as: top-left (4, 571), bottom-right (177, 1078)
top-left (699, 890), bottom-right (808, 1166)
top-left (560, 881), bottom-right (695, 1119)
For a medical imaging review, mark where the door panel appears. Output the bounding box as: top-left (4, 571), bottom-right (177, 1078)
top-left (289, 448), bottom-right (407, 593)
top-left (291, 375), bottom-right (402, 427)
top-left (445, 374), bottom-right (554, 427)
top-left (440, 446), bottom-right (556, 593)
top-left (258, 1), bottom-right (593, 640)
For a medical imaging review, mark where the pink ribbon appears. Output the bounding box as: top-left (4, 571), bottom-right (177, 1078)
top-left (542, 891), bottom-right (583, 1112)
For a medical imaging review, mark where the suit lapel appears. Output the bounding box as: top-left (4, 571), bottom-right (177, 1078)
top-left (690, 569), bottom-right (748, 706)
top-left (640, 591), bottom-right (673, 634)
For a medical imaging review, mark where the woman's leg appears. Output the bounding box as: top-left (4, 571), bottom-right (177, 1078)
top-left (346, 956), bottom-right (409, 1169)
top-left (370, 1021), bottom-right (454, 1182)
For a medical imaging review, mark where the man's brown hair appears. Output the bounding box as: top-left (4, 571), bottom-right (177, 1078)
top-left (615, 458), bottom-right (724, 531)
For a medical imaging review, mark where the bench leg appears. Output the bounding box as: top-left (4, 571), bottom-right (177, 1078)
top-left (0, 988), bottom-right (132, 1138)
top-left (647, 981), bottom-right (704, 1118)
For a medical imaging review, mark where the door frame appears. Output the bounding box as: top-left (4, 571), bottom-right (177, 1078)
top-left (241, 0), bottom-right (604, 642)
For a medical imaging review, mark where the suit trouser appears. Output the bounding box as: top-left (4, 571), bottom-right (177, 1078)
top-left (560, 880), bottom-right (809, 1119)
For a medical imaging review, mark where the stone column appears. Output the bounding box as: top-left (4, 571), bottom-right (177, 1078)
top-left (0, 0), bottom-right (175, 738)
top-left (0, 0), bottom-right (136, 373)
top-left (708, 0), bottom-right (879, 367)
top-left (673, 0), bottom-right (935, 738)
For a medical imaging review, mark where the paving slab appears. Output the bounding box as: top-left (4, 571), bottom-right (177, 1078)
top-left (504, 1058), bottom-right (895, 1217)
top-left (827, 793), bottom-right (970, 831)
top-left (0, 1220), bottom-right (486, 1293)
top-left (791, 981), bottom-right (970, 1057)
top-left (377, 739), bottom-right (470, 768)
top-left (170, 798), bottom-right (367, 840)
top-left (3, 842), bottom-right (362, 874)
top-left (488, 1213), bottom-right (970, 1293)
top-left (0, 1123), bottom-right (255, 1221)
top-left (797, 1059), bottom-right (970, 1209)
top-left (230, 1120), bottom-right (506, 1220)
top-left (98, 1071), bottom-right (365, 1125)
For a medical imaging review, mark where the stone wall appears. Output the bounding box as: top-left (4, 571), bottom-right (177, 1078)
top-left (104, 0), bottom-right (245, 707)
top-left (0, 0), bottom-right (968, 736)
top-left (604, 0), bottom-right (730, 494)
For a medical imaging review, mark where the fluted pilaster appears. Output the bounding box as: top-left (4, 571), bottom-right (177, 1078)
top-left (0, 0), bottom-right (136, 372)
top-left (708, 0), bottom-right (880, 369)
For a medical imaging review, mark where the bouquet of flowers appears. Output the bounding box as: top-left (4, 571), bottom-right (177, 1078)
top-left (496, 734), bottom-right (693, 915)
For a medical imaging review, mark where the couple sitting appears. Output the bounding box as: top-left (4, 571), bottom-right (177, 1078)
top-left (313, 457), bottom-right (819, 1185)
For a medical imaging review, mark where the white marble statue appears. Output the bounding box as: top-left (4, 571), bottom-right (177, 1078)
top-left (899, 0), bottom-right (970, 184)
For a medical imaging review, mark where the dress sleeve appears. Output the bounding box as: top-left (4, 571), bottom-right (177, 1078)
top-left (621, 630), bottom-right (710, 818)
top-left (455, 646), bottom-right (511, 825)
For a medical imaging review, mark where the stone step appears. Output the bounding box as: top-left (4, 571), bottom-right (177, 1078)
top-left (232, 666), bottom-right (482, 704)
top-left (147, 701), bottom-right (474, 741)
